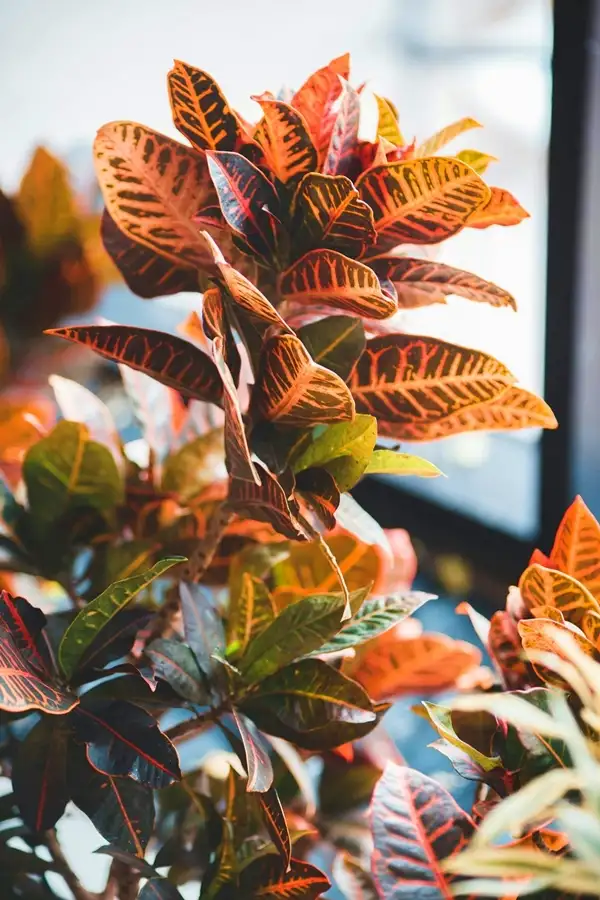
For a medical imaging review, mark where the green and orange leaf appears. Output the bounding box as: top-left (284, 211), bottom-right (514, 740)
top-left (255, 333), bottom-right (356, 427)
top-left (548, 496), bottom-right (600, 600)
top-left (371, 763), bottom-right (475, 899)
top-left (280, 249), bottom-right (396, 319)
top-left (456, 148), bottom-right (498, 175)
top-left (45, 324), bottom-right (224, 405)
top-left (370, 257), bottom-right (517, 310)
top-left (291, 173), bottom-right (376, 259)
top-left (348, 334), bottom-right (514, 427)
top-left (468, 187), bottom-right (530, 229)
top-left (374, 95), bottom-right (404, 147)
top-left (253, 97), bottom-right (317, 183)
top-left (94, 122), bottom-right (216, 269)
top-left (206, 151), bottom-right (279, 264)
top-left (357, 157), bottom-right (490, 252)
top-left (415, 117), bottom-right (481, 157)
top-left (168, 60), bottom-right (240, 152)
top-left (377, 386), bottom-right (557, 442)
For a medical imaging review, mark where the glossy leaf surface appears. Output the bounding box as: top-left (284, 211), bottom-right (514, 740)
top-left (168, 60), bottom-right (239, 151)
top-left (291, 173), bottom-right (376, 259)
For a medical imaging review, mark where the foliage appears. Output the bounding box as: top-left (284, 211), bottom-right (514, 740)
top-left (0, 53), bottom-right (559, 899)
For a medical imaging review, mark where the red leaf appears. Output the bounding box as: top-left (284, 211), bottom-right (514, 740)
top-left (322, 81), bottom-right (360, 177)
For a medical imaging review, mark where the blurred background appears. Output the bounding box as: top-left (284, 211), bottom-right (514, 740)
top-left (2, 0), bottom-right (599, 894)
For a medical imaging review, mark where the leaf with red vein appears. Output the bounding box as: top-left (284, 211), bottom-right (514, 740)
top-left (259, 788), bottom-right (291, 869)
top-left (228, 464), bottom-right (308, 542)
top-left (0, 591), bottom-right (50, 675)
top-left (238, 854), bottom-right (330, 898)
top-left (292, 54), bottom-right (350, 164)
top-left (13, 717), bottom-right (69, 832)
top-left (253, 97), bottom-right (317, 183)
top-left (0, 628), bottom-right (78, 715)
top-left (232, 707), bottom-right (274, 793)
top-left (370, 763), bottom-right (475, 899)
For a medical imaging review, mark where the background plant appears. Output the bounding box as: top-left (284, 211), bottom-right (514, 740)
top-left (0, 52), bottom-right (558, 899)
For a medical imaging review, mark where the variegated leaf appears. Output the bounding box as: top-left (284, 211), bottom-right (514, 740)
top-left (253, 97), bottom-right (317, 183)
top-left (255, 333), bottom-right (355, 427)
top-left (322, 80), bottom-right (360, 177)
top-left (280, 249), bottom-right (396, 319)
top-left (357, 157), bottom-right (490, 252)
top-left (291, 173), bottom-right (376, 259)
top-left (468, 187), bottom-right (530, 229)
top-left (94, 122), bottom-right (215, 269)
top-left (348, 334), bottom-right (514, 426)
top-left (168, 60), bottom-right (240, 151)
top-left (456, 149), bottom-right (497, 175)
top-left (374, 95), bottom-right (404, 146)
top-left (519, 563), bottom-right (600, 625)
top-left (549, 496), bottom-right (600, 600)
top-left (228, 464), bottom-right (307, 542)
top-left (292, 54), bottom-right (350, 163)
top-left (415, 117), bottom-right (481, 157)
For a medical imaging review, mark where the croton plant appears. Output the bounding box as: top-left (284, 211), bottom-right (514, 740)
top-left (0, 53), bottom-right (567, 899)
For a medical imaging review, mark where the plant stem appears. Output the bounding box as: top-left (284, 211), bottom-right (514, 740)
top-left (164, 706), bottom-right (222, 743)
top-left (45, 829), bottom-right (97, 900)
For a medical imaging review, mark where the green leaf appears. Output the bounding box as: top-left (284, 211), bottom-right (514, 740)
top-left (146, 638), bottom-right (209, 703)
top-left (59, 557), bottom-right (184, 679)
top-left (423, 702), bottom-right (502, 772)
top-left (309, 592), bottom-right (435, 656)
top-left (23, 420), bottom-right (124, 527)
top-left (456, 148), bottom-right (497, 175)
top-left (291, 414), bottom-right (377, 492)
top-left (179, 582), bottom-right (227, 695)
top-left (240, 658), bottom-right (376, 751)
top-left (161, 429), bottom-right (226, 503)
top-left (238, 592), bottom-right (346, 683)
top-left (365, 449), bottom-right (442, 477)
top-left (227, 572), bottom-right (277, 659)
top-left (296, 316), bottom-right (366, 381)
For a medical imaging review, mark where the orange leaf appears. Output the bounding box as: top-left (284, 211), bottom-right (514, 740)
top-left (280, 249), bottom-right (396, 319)
top-left (378, 385), bottom-right (557, 442)
top-left (488, 610), bottom-right (530, 688)
top-left (351, 628), bottom-right (482, 699)
top-left (548, 496), bottom-right (600, 600)
top-left (468, 187), bottom-right (530, 229)
top-left (519, 563), bottom-right (600, 624)
top-left (518, 618), bottom-right (595, 685)
top-left (94, 122), bottom-right (216, 270)
top-left (291, 173), bottom-right (376, 259)
top-left (370, 257), bottom-right (517, 310)
top-left (255, 333), bottom-right (355, 427)
top-left (349, 334), bottom-right (514, 426)
top-left (168, 60), bottom-right (240, 152)
top-left (357, 157), bottom-right (490, 252)
top-left (253, 98), bottom-right (317, 183)
top-left (292, 54), bottom-right (350, 163)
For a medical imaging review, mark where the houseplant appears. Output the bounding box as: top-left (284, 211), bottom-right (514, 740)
top-left (0, 53), bottom-right (557, 898)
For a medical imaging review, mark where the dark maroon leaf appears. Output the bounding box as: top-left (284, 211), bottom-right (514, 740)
top-left (0, 591), bottom-right (51, 675)
top-left (295, 467), bottom-right (340, 530)
top-left (228, 464), bottom-right (308, 542)
top-left (76, 607), bottom-right (152, 672)
top-left (238, 854), bottom-right (330, 898)
top-left (179, 581), bottom-right (228, 702)
top-left (258, 788), bottom-right (291, 869)
top-left (73, 698), bottom-right (181, 789)
top-left (68, 744), bottom-right (155, 857)
top-left (12, 718), bottom-right (69, 832)
top-left (138, 879), bottom-right (184, 899)
top-left (231, 708), bottom-right (274, 792)
top-left (371, 764), bottom-right (475, 899)
top-left (94, 845), bottom-right (158, 876)
top-left (146, 637), bottom-right (209, 704)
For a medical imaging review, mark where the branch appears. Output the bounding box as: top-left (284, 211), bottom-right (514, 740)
top-left (44, 829), bottom-right (97, 900)
top-left (164, 706), bottom-right (223, 743)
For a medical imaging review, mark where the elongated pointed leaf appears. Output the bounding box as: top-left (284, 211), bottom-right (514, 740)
top-left (292, 414), bottom-right (377, 485)
top-left (518, 618), bottom-right (596, 682)
top-left (323, 81), bottom-right (360, 177)
top-left (239, 854), bottom-right (330, 898)
top-left (378, 385), bottom-right (557, 441)
top-left (375, 95), bottom-right (404, 146)
top-left (206, 151), bottom-right (279, 264)
top-left (365, 449), bottom-right (441, 477)
top-left (94, 122), bottom-right (216, 268)
top-left (253, 98), bottom-right (317, 183)
top-left (168, 60), bottom-right (239, 152)
top-left (69, 744), bottom-right (154, 856)
top-left (17, 146), bottom-right (79, 255)
top-left (370, 257), bottom-right (517, 310)
top-left (78, 607), bottom-right (152, 671)
top-left (296, 316), bottom-right (365, 381)
top-left (227, 571), bottom-right (277, 657)
top-left (229, 464), bottom-right (308, 542)
top-left (422, 703), bottom-right (501, 773)
top-left (312, 592), bottom-right (434, 656)
top-left (146, 638), bottom-right (207, 703)
top-left (291, 173), bottom-right (376, 259)
top-left (280, 249), bottom-right (396, 319)
top-left (13, 717), bottom-right (69, 831)
top-left (49, 375), bottom-right (121, 466)
top-left (456, 148), bottom-right (497, 175)
top-left (46, 324), bottom-right (224, 405)
top-left (0, 591), bottom-right (50, 674)
top-left (295, 467), bottom-right (340, 529)
top-left (371, 764), bottom-right (475, 899)
top-left (487, 610), bottom-right (530, 688)
top-left (519, 563), bottom-right (600, 627)
top-left (212, 335), bottom-right (260, 484)
top-left (351, 630), bottom-right (482, 699)
top-left (255, 333), bottom-right (355, 427)
top-left (549, 496), bottom-right (600, 599)
top-left (241, 658), bottom-right (376, 751)
top-left (0, 628), bottom-right (78, 714)
top-left (292, 54), bottom-right (350, 163)
top-left (139, 881), bottom-right (183, 900)
top-left (232, 708), bottom-right (274, 793)
top-left (179, 581), bottom-right (226, 689)
top-left (239, 592), bottom-right (346, 683)
top-left (349, 334), bottom-right (514, 426)
top-left (415, 117), bottom-right (481, 157)
top-left (100, 209), bottom-right (199, 299)
top-left (74, 698), bottom-right (181, 788)
top-left (468, 186), bottom-right (529, 228)
top-left (59, 557), bottom-right (183, 679)
top-left (357, 157), bottom-right (490, 251)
